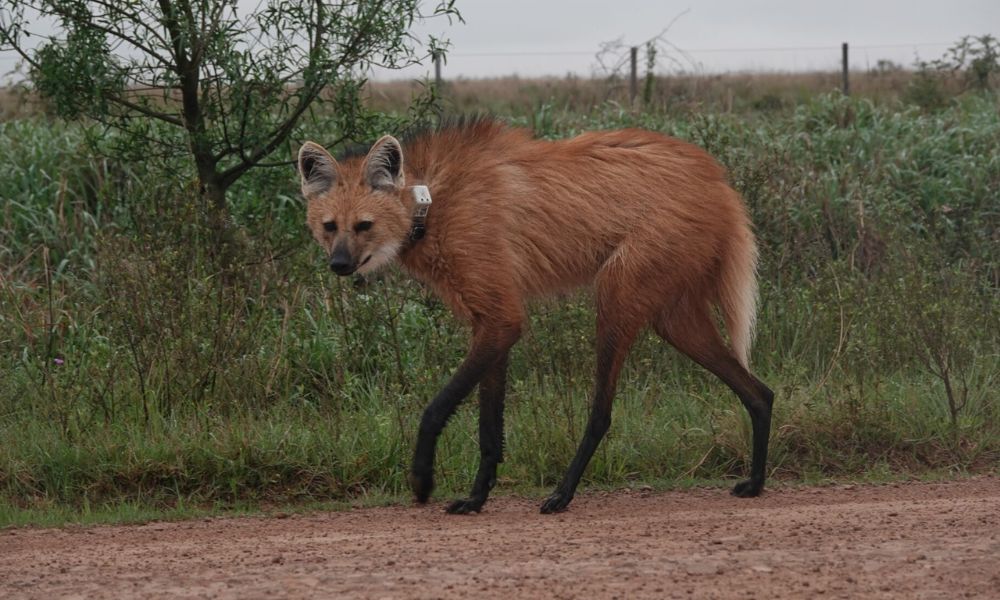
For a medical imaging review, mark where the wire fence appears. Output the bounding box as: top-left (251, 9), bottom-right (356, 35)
top-left (1, 40), bottom-right (955, 86)
top-left (412, 41), bottom-right (954, 103)
top-left (430, 41), bottom-right (953, 79)
top-left (445, 41), bottom-right (952, 57)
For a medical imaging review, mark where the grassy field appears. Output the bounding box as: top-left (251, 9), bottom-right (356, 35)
top-left (1, 73), bottom-right (998, 526)
top-left (368, 69), bottom-right (922, 113)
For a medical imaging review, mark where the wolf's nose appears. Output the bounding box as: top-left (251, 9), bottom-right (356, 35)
top-left (329, 257), bottom-right (354, 276)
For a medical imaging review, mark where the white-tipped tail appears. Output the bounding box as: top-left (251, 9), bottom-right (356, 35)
top-left (719, 227), bottom-right (759, 370)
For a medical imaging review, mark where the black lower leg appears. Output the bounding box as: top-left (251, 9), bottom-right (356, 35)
top-left (732, 380), bottom-right (773, 497)
top-left (539, 406), bottom-right (611, 514)
top-left (540, 323), bottom-right (631, 514)
top-left (657, 309), bottom-right (775, 498)
top-left (447, 355), bottom-right (508, 514)
top-left (410, 404), bottom-right (453, 503)
top-left (410, 347), bottom-right (500, 503)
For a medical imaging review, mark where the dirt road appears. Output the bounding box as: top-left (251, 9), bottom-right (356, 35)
top-left (2, 477), bottom-right (998, 599)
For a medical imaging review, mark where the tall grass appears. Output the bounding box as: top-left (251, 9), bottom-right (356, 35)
top-left (1, 92), bottom-right (998, 524)
top-left (366, 69), bottom-right (964, 116)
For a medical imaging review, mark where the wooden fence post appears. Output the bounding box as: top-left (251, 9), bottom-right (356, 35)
top-left (842, 42), bottom-right (849, 96)
top-left (629, 46), bottom-right (638, 106)
top-left (434, 53), bottom-right (443, 89)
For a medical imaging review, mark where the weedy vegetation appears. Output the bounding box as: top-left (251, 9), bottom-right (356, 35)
top-left (1, 36), bottom-right (998, 525)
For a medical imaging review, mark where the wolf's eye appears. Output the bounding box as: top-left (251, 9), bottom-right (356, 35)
top-left (323, 220), bottom-right (337, 232)
top-left (355, 220), bottom-right (373, 232)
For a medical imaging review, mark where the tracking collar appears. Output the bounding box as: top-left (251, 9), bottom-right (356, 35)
top-left (409, 185), bottom-right (432, 242)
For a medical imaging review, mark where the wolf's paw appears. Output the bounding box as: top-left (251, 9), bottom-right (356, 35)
top-left (731, 478), bottom-right (764, 498)
top-left (539, 491), bottom-right (573, 514)
top-left (408, 468), bottom-right (435, 504)
top-left (445, 497), bottom-right (485, 515)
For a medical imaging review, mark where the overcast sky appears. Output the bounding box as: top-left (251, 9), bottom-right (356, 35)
top-left (1, 1), bottom-right (996, 81)
top-left (379, 0), bottom-right (1000, 79)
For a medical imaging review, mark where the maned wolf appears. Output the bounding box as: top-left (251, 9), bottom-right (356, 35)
top-left (297, 117), bottom-right (773, 514)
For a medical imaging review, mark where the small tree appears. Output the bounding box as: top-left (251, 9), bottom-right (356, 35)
top-left (906, 34), bottom-right (1000, 109)
top-left (874, 254), bottom-right (993, 436)
top-left (0, 1), bottom-right (458, 234)
top-left (591, 11), bottom-right (694, 107)
top-left (641, 40), bottom-right (656, 106)
top-left (938, 34), bottom-right (1000, 92)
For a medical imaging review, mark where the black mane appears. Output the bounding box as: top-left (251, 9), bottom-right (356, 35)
top-left (335, 114), bottom-right (499, 162)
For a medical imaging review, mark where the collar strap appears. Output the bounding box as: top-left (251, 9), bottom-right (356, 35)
top-left (409, 185), bottom-right (432, 241)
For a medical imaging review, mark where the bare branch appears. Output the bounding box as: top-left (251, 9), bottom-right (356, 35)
top-left (109, 94), bottom-right (184, 127)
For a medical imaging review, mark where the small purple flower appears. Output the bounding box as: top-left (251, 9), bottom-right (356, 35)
top-left (53, 358), bottom-right (64, 366)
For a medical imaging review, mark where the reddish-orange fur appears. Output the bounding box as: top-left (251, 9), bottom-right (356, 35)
top-left (298, 118), bottom-right (773, 514)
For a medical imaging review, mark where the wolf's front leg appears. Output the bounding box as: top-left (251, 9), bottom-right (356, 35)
top-left (410, 323), bottom-right (520, 504)
top-left (445, 353), bottom-right (509, 514)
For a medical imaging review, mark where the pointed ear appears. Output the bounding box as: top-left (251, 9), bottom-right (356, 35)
top-left (298, 142), bottom-right (338, 198)
top-left (364, 135), bottom-right (404, 191)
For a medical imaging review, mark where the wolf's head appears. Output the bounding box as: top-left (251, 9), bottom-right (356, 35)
top-left (298, 136), bottom-right (411, 276)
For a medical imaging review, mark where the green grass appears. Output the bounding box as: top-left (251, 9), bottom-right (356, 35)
top-left (1, 91), bottom-right (998, 527)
